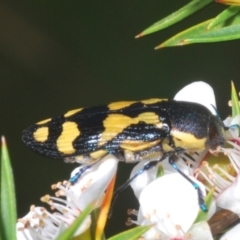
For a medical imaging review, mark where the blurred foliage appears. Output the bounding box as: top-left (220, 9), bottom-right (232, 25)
top-left (1, 137), bottom-right (17, 240)
top-left (136, 0), bottom-right (240, 49)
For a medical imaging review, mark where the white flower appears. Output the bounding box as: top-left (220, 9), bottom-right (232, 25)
top-left (129, 150), bottom-right (207, 200)
top-left (216, 143), bottom-right (240, 214)
top-left (16, 154), bottom-right (118, 239)
top-left (224, 114), bottom-right (240, 141)
top-left (195, 107), bottom-right (240, 214)
top-left (195, 141), bottom-right (240, 215)
top-left (68, 154), bottom-right (118, 209)
top-left (134, 173), bottom-right (213, 240)
top-left (219, 223), bottom-right (240, 240)
top-left (187, 221), bottom-right (213, 240)
top-left (16, 205), bottom-right (70, 240)
top-left (174, 81), bottom-right (217, 114)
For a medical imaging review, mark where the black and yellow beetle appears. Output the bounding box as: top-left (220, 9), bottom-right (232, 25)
top-left (22, 99), bottom-right (225, 211)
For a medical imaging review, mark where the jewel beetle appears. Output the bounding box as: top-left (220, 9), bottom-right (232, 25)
top-left (22, 98), bottom-right (225, 211)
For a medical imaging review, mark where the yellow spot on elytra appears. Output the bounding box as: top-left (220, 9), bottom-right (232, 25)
top-left (33, 127), bottom-right (49, 142)
top-left (37, 118), bottom-right (51, 125)
top-left (141, 98), bottom-right (166, 104)
top-left (171, 130), bottom-right (207, 151)
top-left (64, 108), bottom-right (83, 117)
top-left (89, 150), bottom-right (108, 159)
top-left (108, 101), bottom-right (136, 110)
top-left (99, 112), bottom-right (161, 147)
top-left (120, 140), bottom-right (160, 151)
top-left (108, 99), bottom-right (167, 111)
top-left (57, 122), bottom-right (80, 154)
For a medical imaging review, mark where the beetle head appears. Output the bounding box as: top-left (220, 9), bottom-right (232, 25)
top-left (207, 115), bottom-right (225, 153)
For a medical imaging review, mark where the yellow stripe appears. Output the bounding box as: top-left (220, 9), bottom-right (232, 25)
top-left (90, 150), bottom-right (108, 159)
top-left (99, 112), bottom-right (161, 146)
top-left (108, 101), bottom-right (136, 110)
top-left (141, 98), bottom-right (166, 104)
top-left (120, 139), bottom-right (161, 151)
top-left (171, 130), bottom-right (207, 150)
top-left (36, 118), bottom-right (51, 125)
top-left (56, 122), bottom-right (80, 154)
top-left (64, 108), bottom-right (83, 117)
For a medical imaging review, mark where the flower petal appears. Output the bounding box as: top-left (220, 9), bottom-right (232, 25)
top-left (69, 154), bottom-right (118, 209)
top-left (216, 174), bottom-right (240, 214)
top-left (219, 223), bottom-right (240, 240)
top-left (130, 151), bottom-right (206, 199)
top-left (130, 161), bottom-right (158, 199)
top-left (224, 115), bottom-right (240, 139)
top-left (138, 173), bottom-right (202, 236)
top-left (188, 221), bottom-right (213, 240)
top-left (174, 81), bottom-right (216, 114)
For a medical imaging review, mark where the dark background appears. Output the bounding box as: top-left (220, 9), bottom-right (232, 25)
top-left (0, 0), bottom-right (239, 237)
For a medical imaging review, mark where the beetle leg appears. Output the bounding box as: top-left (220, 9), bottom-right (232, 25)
top-left (69, 158), bottom-right (102, 184)
top-left (169, 154), bottom-right (207, 212)
top-left (109, 155), bottom-right (167, 218)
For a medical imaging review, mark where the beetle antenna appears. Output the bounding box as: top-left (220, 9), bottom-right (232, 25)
top-left (210, 104), bottom-right (233, 130)
top-left (225, 123), bottom-right (239, 131)
top-left (211, 104), bottom-right (221, 119)
top-left (69, 158), bottom-right (102, 184)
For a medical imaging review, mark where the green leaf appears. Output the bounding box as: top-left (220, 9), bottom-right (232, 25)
top-left (207, 6), bottom-right (240, 29)
top-left (0, 136), bottom-right (17, 240)
top-left (231, 81), bottom-right (240, 117)
top-left (136, 0), bottom-right (213, 38)
top-left (91, 208), bottom-right (98, 240)
top-left (107, 225), bottom-right (152, 240)
top-left (183, 23), bottom-right (240, 44)
top-left (73, 228), bottom-right (92, 240)
top-left (157, 9), bottom-right (240, 49)
top-left (56, 203), bottom-right (94, 240)
top-left (156, 19), bottom-right (213, 48)
top-left (194, 188), bottom-right (214, 223)
top-left (156, 164), bottom-right (164, 178)
top-left (156, 4), bottom-right (240, 49)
